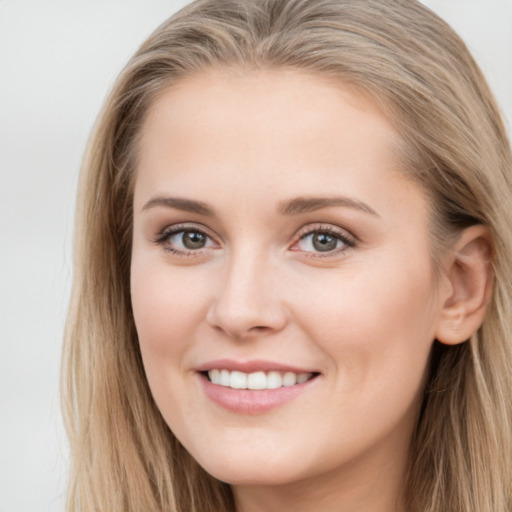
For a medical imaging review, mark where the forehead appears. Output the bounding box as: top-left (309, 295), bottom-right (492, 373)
top-left (140, 68), bottom-right (398, 150)
top-left (136, 69), bottom-right (408, 192)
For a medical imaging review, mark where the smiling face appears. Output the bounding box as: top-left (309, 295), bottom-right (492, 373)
top-left (130, 68), bottom-right (447, 508)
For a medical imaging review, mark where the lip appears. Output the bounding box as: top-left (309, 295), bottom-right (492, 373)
top-left (195, 358), bottom-right (318, 374)
top-left (196, 359), bottom-right (320, 415)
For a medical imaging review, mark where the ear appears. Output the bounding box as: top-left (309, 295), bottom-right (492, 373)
top-left (435, 225), bottom-right (493, 345)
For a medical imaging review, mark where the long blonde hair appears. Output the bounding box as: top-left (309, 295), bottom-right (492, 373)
top-left (62, 1), bottom-right (512, 510)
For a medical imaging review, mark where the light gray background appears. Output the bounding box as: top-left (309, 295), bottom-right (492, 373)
top-left (0, 1), bottom-right (510, 511)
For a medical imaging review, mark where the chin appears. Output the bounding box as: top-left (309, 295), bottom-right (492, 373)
top-left (192, 447), bottom-right (309, 486)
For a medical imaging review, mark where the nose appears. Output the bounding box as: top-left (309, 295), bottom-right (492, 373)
top-left (206, 248), bottom-right (288, 339)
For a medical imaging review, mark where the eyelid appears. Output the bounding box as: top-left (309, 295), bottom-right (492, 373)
top-left (290, 223), bottom-right (357, 255)
top-left (152, 222), bottom-right (220, 255)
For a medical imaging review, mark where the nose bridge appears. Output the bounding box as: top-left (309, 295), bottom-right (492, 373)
top-left (207, 240), bottom-right (287, 337)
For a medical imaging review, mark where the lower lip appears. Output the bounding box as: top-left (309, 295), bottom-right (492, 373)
top-left (199, 373), bottom-right (318, 414)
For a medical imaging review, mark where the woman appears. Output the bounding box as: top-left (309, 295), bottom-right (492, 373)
top-left (62, 0), bottom-right (512, 510)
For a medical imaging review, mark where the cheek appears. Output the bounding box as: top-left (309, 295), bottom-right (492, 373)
top-left (130, 260), bottom-right (217, 432)
top-left (291, 255), bottom-right (438, 394)
top-left (130, 259), bottom-right (209, 378)
top-left (282, 261), bottom-right (438, 468)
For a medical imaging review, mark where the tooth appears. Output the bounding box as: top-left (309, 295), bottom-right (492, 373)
top-left (283, 372), bottom-right (297, 387)
top-left (220, 369), bottom-right (230, 386)
top-left (209, 369), bottom-right (221, 384)
top-left (209, 369), bottom-right (311, 389)
top-left (247, 371), bottom-right (267, 390)
top-left (230, 371), bottom-right (247, 389)
top-left (266, 371), bottom-right (282, 389)
top-left (297, 373), bottom-right (310, 384)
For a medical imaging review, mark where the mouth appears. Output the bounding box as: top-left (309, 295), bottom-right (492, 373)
top-left (196, 361), bottom-right (321, 414)
top-left (202, 369), bottom-right (319, 390)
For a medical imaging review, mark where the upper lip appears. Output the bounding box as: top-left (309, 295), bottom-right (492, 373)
top-left (195, 359), bottom-right (319, 374)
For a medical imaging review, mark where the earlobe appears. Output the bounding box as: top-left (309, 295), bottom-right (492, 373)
top-left (435, 225), bottom-right (493, 346)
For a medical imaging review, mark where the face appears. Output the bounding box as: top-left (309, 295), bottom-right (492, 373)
top-left (131, 69), bottom-right (445, 491)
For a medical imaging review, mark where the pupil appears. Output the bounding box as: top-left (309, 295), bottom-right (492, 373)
top-left (183, 231), bottom-right (206, 249)
top-left (313, 232), bottom-right (337, 252)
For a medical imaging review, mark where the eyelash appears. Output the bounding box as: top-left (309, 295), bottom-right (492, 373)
top-left (153, 223), bottom-right (356, 257)
top-left (292, 224), bottom-right (356, 257)
top-left (153, 224), bottom-right (217, 257)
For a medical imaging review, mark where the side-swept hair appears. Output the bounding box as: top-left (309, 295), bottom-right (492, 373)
top-left (62, 1), bottom-right (512, 510)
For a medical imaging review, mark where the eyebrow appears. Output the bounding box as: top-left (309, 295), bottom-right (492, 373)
top-left (278, 196), bottom-right (379, 216)
top-left (142, 196), bottom-right (214, 216)
top-left (141, 194), bottom-right (379, 217)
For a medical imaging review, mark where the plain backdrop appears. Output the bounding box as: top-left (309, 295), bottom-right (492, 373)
top-left (0, 1), bottom-right (510, 511)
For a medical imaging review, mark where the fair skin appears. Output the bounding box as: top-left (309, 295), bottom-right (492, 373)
top-left (130, 68), bottom-right (491, 512)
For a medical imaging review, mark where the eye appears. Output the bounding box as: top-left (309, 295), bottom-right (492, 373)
top-left (154, 225), bottom-right (218, 255)
top-left (292, 226), bottom-right (355, 255)
top-left (170, 230), bottom-right (210, 250)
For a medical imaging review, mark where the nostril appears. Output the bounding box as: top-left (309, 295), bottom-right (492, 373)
top-left (206, 295), bottom-right (288, 338)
